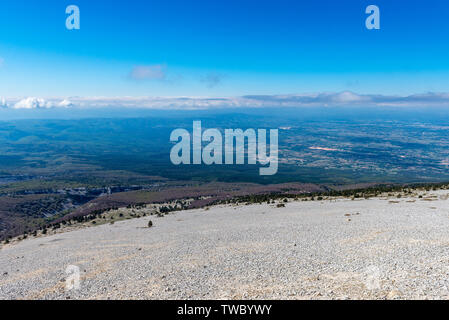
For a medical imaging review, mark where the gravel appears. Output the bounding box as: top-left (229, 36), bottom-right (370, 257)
top-left (1, 191), bottom-right (449, 300)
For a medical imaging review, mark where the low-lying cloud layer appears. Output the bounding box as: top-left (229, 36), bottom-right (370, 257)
top-left (0, 97), bottom-right (74, 109)
top-left (3, 92), bottom-right (449, 110)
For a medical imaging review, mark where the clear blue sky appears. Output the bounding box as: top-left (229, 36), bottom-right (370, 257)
top-left (1, 0), bottom-right (449, 98)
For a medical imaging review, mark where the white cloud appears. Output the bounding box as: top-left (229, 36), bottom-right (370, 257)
top-left (58, 99), bottom-right (74, 108)
top-left (0, 97), bottom-right (73, 109)
top-left (67, 92), bottom-right (449, 109)
top-left (241, 91), bottom-right (449, 107)
top-left (331, 91), bottom-right (366, 103)
top-left (128, 65), bottom-right (166, 81)
top-left (13, 97), bottom-right (54, 109)
top-left (4, 92), bottom-right (449, 111)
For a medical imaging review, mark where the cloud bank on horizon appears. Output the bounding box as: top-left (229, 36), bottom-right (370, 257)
top-left (3, 92), bottom-right (449, 110)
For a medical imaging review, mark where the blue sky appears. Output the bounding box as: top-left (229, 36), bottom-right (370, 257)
top-left (1, 0), bottom-right (449, 100)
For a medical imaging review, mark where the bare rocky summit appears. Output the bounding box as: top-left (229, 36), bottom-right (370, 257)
top-left (1, 191), bottom-right (449, 300)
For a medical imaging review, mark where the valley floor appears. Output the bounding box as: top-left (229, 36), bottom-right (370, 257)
top-left (1, 191), bottom-right (449, 300)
